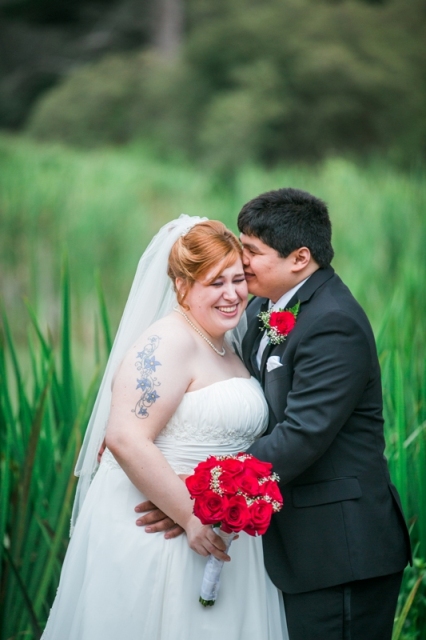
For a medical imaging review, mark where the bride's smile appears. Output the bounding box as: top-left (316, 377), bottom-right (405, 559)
top-left (176, 258), bottom-right (248, 341)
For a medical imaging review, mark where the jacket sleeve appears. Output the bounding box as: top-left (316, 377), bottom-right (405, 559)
top-left (248, 310), bottom-right (373, 484)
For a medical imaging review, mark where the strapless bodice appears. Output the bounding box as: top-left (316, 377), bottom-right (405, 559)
top-left (102, 376), bottom-right (268, 474)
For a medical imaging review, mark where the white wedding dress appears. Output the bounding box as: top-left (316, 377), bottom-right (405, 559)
top-left (42, 376), bottom-right (288, 640)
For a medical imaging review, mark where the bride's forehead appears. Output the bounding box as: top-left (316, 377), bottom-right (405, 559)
top-left (198, 257), bottom-right (244, 283)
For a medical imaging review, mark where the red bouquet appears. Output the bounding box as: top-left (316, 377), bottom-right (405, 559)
top-left (186, 452), bottom-right (283, 535)
top-left (186, 453), bottom-right (283, 606)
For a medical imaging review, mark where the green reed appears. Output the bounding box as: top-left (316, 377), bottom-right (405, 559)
top-left (379, 272), bottom-right (426, 639)
top-left (0, 263), bottom-right (110, 640)
top-left (2, 277), bottom-right (424, 640)
top-left (0, 134), bottom-right (425, 638)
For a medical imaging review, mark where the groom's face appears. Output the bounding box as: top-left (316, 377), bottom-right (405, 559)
top-left (240, 234), bottom-right (297, 303)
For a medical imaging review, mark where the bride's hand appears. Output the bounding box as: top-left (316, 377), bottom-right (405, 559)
top-left (184, 516), bottom-right (231, 562)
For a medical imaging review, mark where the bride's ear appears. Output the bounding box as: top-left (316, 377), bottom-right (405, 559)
top-left (175, 277), bottom-right (188, 306)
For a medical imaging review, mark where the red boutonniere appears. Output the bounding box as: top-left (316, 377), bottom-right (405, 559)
top-left (258, 300), bottom-right (300, 345)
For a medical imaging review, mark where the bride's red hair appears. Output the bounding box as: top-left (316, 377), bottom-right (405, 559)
top-left (168, 220), bottom-right (243, 308)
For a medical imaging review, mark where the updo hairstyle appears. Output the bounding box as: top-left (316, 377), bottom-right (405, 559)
top-left (168, 220), bottom-right (243, 308)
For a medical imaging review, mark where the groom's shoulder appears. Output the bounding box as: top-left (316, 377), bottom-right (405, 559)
top-left (313, 271), bottom-right (373, 331)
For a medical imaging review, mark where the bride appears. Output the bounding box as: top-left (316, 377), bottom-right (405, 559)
top-left (42, 216), bottom-right (288, 640)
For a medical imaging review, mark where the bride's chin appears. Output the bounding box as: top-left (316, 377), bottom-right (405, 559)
top-left (218, 314), bottom-right (244, 331)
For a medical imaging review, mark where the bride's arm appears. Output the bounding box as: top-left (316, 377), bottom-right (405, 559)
top-left (104, 322), bottom-right (229, 561)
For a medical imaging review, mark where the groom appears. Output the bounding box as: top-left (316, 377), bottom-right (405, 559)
top-left (236, 188), bottom-right (411, 639)
top-left (136, 188), bottom-right (411, 639)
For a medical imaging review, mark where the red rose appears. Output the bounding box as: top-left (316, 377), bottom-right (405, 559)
top-left (243, 456), bottom-right (273, 478)
top-left (236, 468), bottom-right (260, 496)
top-left (185, 470), bottom-right (211, 497)
top-left (269, 311), bottom-right (296, 336)
top-left (195, 456), bottom-right (219, 473)
top-left (242, 522), bottom-right (258, 537)
top-left (221, 495), bottom-right (251, 532)
top-left (219, 471), bottom-right (238, 495)
top-left (220, 458), bottom-right (244, 476)
top-left (259, 480), bottom-right (283, 505)
top-left (194, 490), bottom-right (228, 525)
top-left (245, 500), bottom-right (274, 536)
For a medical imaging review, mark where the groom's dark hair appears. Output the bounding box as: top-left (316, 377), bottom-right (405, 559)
top-left (237, 188), bottom-right (334, 268)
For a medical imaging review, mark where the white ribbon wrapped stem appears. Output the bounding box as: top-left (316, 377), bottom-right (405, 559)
top-left (199, 527), bottom-right (236, 606)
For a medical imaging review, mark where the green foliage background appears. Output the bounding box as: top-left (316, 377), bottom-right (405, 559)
top-left (26, 0), bottom-right (426, 167)
top-left (1, 0), bottom-right (426, 637)
top-left (0, 134), bottom-right (426, 638)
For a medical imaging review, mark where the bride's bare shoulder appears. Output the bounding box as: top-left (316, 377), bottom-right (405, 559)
top-left (119, 313), bottom-right (195, 374)
top-left (137, 313), bottom-right (196, 350)
top-left (112, 314), bottom-right (196, 395)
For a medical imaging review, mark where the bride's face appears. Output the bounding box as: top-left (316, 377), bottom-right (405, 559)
top-left (181, 258), bottom-right (248, 337)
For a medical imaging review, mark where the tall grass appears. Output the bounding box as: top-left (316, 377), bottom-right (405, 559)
top-left (377, 281), bottom-right (426, 638)
top-left (0, 134), bottom-right (425, 638)
top-left (0, 263), bottom-right (110, 640)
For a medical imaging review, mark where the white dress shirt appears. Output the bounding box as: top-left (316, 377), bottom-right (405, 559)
top-left (256, 276), bottom-right (310, 368)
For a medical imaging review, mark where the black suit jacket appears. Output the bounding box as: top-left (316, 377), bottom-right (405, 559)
top-left (244, 267), bottom-right (411, 594)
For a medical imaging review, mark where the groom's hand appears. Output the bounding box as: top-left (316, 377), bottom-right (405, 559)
top-left (135, 501), bottom-right (184, 539)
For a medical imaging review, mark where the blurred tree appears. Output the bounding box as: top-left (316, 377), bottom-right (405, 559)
top-left (0, 0), bottom-right (157, 127)
top-left (153, 0), bottom-right (184, 59)
top-left (17, 0), bottom-right (426, 166)
top-left (185, 0), bottom-right (423, 166)
top-left (185, 0), bottom-right (426, 166)
top-left (0, 0), bottom-right (89, 24)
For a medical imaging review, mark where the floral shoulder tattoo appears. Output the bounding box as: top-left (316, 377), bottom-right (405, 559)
top-left (133, 335), bottom-right (161, 419)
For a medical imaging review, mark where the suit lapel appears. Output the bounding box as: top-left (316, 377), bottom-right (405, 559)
top-left (250, 330), bottom-right (265, 379)
top-left (242, 298), bottom-right (268, 378)
top-left (259, 340), bottom-right (274, 382)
